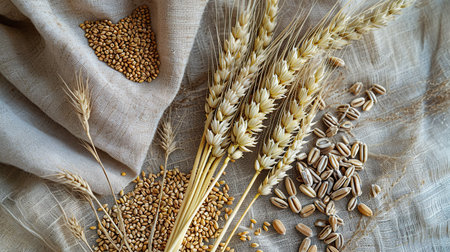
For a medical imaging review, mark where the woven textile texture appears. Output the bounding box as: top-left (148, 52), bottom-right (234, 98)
top-left (0, 0), bottom-right (449, 251)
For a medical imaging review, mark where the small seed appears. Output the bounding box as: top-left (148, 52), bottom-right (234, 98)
top-left (288, 196), bottom-right (302, 214)
top-left (285, 177), bottom-right (297, 196)
top-left (350, 97), bottom-right (365, 107)
top-left (329, 215), bottom-right (338, 232)
top-left (366, 89), bottom-right (378, 103)
top-left (250, 219), bottom-right (257, 224)
top-left (328, 154), bottom-right (339, 170)
top-left (251, 243), bottom-right (259, 248)
top-left (300, 168), bottom-right (313, 187)
top-left (326, 201), bottom-right (336, 216)
top-left (121, 172), bottom-right (126, 176)
top-left (299, 184), bottom-right (316, 198)
top-left (350, 142), bottom-right (360, 158)
top-left (333, 176), bottom-right (347, 191)
top-left (358, 203), bottom-right (373, 217)
top-left (359, 142), bottom-right (368, 163)
top-left (320, 170), bottom-right (333, 181)
top-left (300, 204), bottom-right (316, 217)
top-left (324, 232), bottom-right (339, 244)
top-left (347, 197), bottom-right (358, 212)
top-left (307, 245), bottom-right (317, 252)
top-left (317, 182), bottom-right (329, 199)
top-left (313, 128), bottom-right (326, 138)
top-left (339, 121), bottom-right (353, 130)
top-left (323, 195), bottom-right (331, 204)
top-left (308, 168), bottom-right (321, 183)
top-left (372, 84), bottom-right (386, 95)
top-left (349, 82), bottom-right (363, 95)
top-left (297, 152), bottom-right (307, 161)
top-left (263, 225), bottom-right (269, 232)
top-left (336, 142), bottom-right (351, 157)
top-left (272, 219), bottom-right (286, 235)
top-left (326, 126), bottom-right (339, 137)
top-left (337, 104), bottom-right (350, 113)
top-left (308, 147), bottom-right (321, 165)
top-left (341, 135), bottom-right (349, 145)
top-left (317, 155), bottom-right (329, 174)
top-left (298, 237), bottom-right (311, 252)
top-left (315, 200), bottom-right (326, 214)
top-left (345, 166), bottom-right (355, 177)
top-left (326, 245), bottom-right (340, 252)
top-left (296, 223), bottom-right (313, 237)
top-left (270, 197), bottom-right (288, 209)
top-left (335, 233), bottom-right (344, 249)
top-left (316, 138), bottom-right (332, 149)
top-left (351, 175), bottom-right (362, 197)
top-left (318, 225), bottom-right (332, 240)
top-left (274, 188), bottom-right (287, 200)
top-left (331, 187), bottom-right (352, 201)
top-left (323, 113), bottom-right (339, 127)
top-left (314, 219), bottom-right (328, 227)
top-left (329, 56), bottom-right (345, 67)
top-left (263, 221), bottom-right (270, 227)
top-left (362, 100), bottom-right (374, 111)
top-left (346, 107), bottom-right (360, 120)
top-left (371, 184), bottom-right (381, 197)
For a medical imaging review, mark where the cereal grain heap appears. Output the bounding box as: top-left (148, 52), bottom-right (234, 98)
top-left (80, 5), bottom-right (160, 83)
top-left (93, 168), bottom-right (234, 251)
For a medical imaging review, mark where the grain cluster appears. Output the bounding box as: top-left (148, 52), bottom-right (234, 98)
top-left (262, 81), bottom-right (387, 251)
top-left (80, 5), bottom-right (160, 83)
top-left (92, 169), bottom-right (233, 251)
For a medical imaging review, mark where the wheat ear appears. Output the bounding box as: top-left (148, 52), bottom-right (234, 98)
top-left (213, 63), bottom-right (325, 252)
top-left (148, 117), bottom-right (177, 252)
top-left (165, 2), bottom-right (279, 250)
top-left (221, 97), bottom-right (320, 251)
top-left (49, 170), bottom-right (123, 250)
top-left (205, 6), bottom-right (252, 116)
top-left (61, 72), bottom-right (132, 252)
top-left (58, 204), bottom-right (93, 252)
top-left (206, 0), bottom-right (279, 158)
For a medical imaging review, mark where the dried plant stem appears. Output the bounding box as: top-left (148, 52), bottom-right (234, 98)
top-left (86, 198), bottom-right (121, 251)
top-left (57, 201), bottom-right (93, 252)
top-left (62, 72), bottom-right (132, 252)
top-left (210, 171), bottom-right (259, 252)
top-left (222, 193), bottom-right (260, 251)
top-left (148, 117), bottom-right (178, 251)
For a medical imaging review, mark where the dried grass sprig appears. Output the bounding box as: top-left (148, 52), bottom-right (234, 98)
top-left (49, 170), bottom-right (123, 251)
top-left (61, 72), bottom-right (132, 252)
top-left (205, 6), bottom-right (252, 116)
top-left (148, 117), bottom-right (178, 251)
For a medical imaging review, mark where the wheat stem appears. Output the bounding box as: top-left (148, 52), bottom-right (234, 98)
top-left (222, 193), bottom-right (260, 251)
top-left (210, 171), bottom-right (260, 252)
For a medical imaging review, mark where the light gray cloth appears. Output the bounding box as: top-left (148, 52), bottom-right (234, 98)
top-left (1, 0), bottom-right (450, 251)
top-left (0, 0), bottom-right (207, 194)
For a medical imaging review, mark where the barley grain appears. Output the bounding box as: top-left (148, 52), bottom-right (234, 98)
top-left (372, 84), bottom-right (386, 95)
top-left (270, 197), bottom-right (289, 209)
top-left (273, 219), bottom-right (286, 235)
top-left (349, 82), bottom-right (362, 95)
top-left (357, 203), bottom-right (373, 217)
top-left (300, 204), bottom-right (316, 217)
top-left (298, 237), bottom-right (311, 252)
top-left (350, 97), bottom-right (365, 107)
top-left (274, 188), bottom-right (287, 200)
top-left (295, 223), bottom-right (313, 237)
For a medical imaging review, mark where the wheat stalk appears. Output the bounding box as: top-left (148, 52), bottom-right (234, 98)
top-left (148, 117), bottom-right (178, 252)
top-left (61, 72), bottom-right (132, 252)
top-left (212, 62), bottom-right (325, 252)
top-left (165, 1), bottom-right (279, 250)
top-left (49, 170), bottom-right (123, 251)
top-left (221, 97), bottom-right (320, 251)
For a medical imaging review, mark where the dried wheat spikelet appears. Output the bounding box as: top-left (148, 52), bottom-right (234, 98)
top-left (207, 0), bottom-right (279, 158)
top-left (205, 5), bottom-right (252, 116)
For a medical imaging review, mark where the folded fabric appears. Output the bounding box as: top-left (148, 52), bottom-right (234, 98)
top-left (0, 0), bottom-right (207, 194)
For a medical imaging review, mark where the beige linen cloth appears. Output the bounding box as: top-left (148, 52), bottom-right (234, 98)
top-left (1, 0), bottom-right (450, 251)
